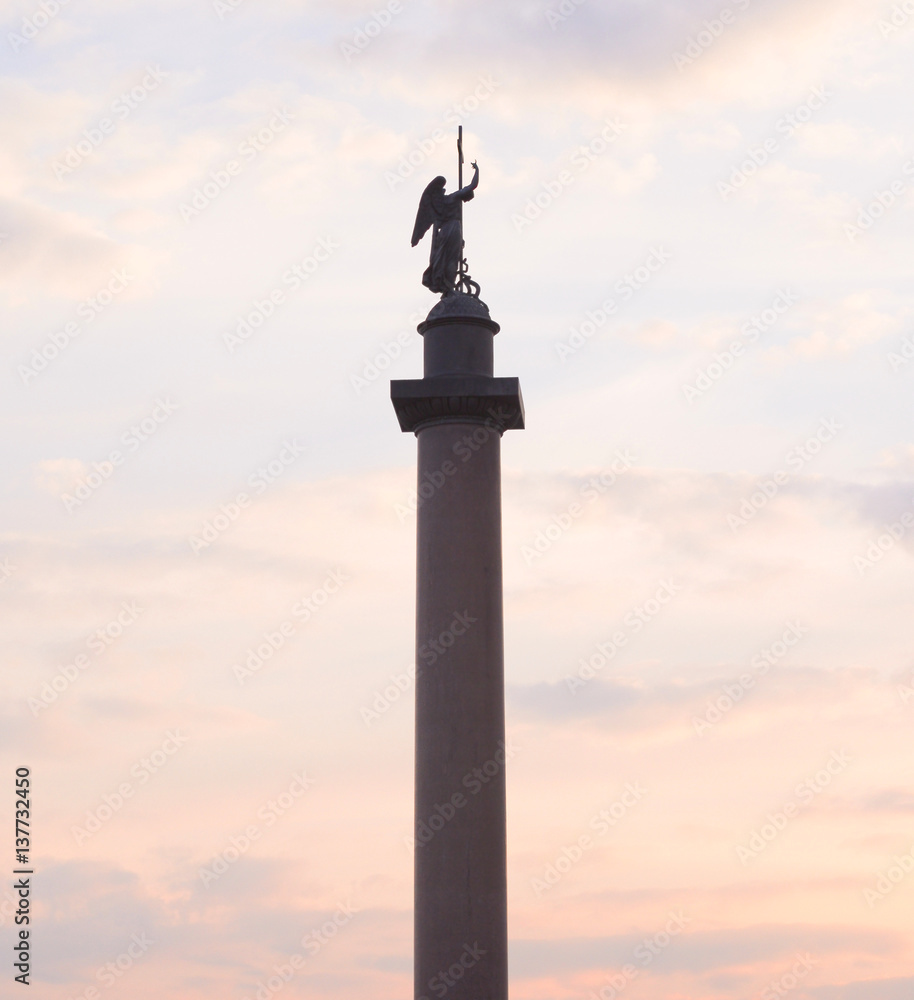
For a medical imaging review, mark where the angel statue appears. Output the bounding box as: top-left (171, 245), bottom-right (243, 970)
top-left (411, 160), bottom-right (479, 295)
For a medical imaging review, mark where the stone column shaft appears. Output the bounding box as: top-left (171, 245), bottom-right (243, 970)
top-left (392, 294), bottom-right (523, 1000)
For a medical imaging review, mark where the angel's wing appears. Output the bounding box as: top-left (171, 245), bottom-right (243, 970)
top-left (411, 178), bottom-right (444, 246)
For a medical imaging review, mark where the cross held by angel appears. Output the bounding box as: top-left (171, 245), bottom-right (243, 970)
top-left (411, 159), bottom-right (479, 295)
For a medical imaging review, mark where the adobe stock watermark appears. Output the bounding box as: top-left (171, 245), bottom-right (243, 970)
top-left (420, 610), bottom-right (477, 667)
top-left (545, 0), bottom-right (588, 30)
top-left (8, 0), bottom-right (73, 53)
top-left (241, 902), bottom-right (360, 1000)
top-left (531, 782), bottom-right (647, 896)
top-left (61, 397), bottom-right (179, 512)
top-left (673, 0), bottom-right (751, 69)
top-left (65, 931), bottom-right (154, 999)
top-left (587, 911), bottom-right (691, 1000)
top-left (718, 86), bottom-right (833, 200)
top-left (898, 670), bottom-right (914, 706)
top-left (512, 118), bottom-right (627, 233)
top-left (385, 77), bottom-right (500, 191)
top-left (521, 450), bottom-right (635, 564)
top-left (736, 750), bottom-right (852, 864)
top-left (189, 440), bottom-right (305, 553)
top-left (682, 288), bottom-right (799, 402)
top-left (360, 663), bottom-right (418, 725)
top-left (887, 331), bottom-right (914, 371)
top-left (213, 0), bottom-right (248, 18)
top-left (406, 738), bottom-right (520, 852)
top-left (555, 248), bottom-right (671, 361)
top-left (852, 498), bottom-right (914, 575)
top-left (0, 886), bottom-right (23, 928)
top-left (340, 0), bottom-right (404, 61)
top-left (692, 621), bottom-right (808, 735)
top-left (18, 269), bottom-right (134, 385)
top-left (395, 456), bottom-right (458, 523)
top-left (726, 418), bottom-right (843, 530)
top-left (877, 1), bottom-right (914, 38)
top-left (394, 406), bottom-right (515, 523)
top-left (0, 557), bottom-right (18, 585)
top-left (418, 943), bottom-right (487, 1000)
top-left (845, 157), bottom-right (914, 242)
top-left (350, 311), bottom-right (423, 392)
top-left (27, 602), bottom-right (145, 716)
top-left (71, 731), bottom-right (189, 845)
top-left (179, 108), bottom-right (295, 221)
top-left (222, 238), bottom-right (340, 353)
top-left (199, 771), bottom-right (317, 887)
top-left (864, 842), bottom-right (914, 907)
top-left (52, 66), bottom-right (167, 179)
top-left (232, 570), bottom-right (350, 684)
top-left (565, 579), bottom-right (682, 694)
top-left (299, 902), bottom-right (360, 959)
top-left (759, 954), bottom-right (817, 999)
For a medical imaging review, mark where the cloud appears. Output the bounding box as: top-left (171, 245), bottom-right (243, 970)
top-left (856, 789), bottom-right (914, 813)
top-left (319, 0), bottom-right (879, 120)
top-left (0, 197), bottom-right (143, 303)
top-left (813, 978), bottom-right (914, 1000)
top-left (33, 458), bottom-right (86, 495)
top-left (35, 860), bottom-right (166, 982)
top-left (3, 2), bottom-right (914, 996)
top-left (511, 923), bottom-right (899, 978)
top-left (761, 291), bottom-right (902, 360)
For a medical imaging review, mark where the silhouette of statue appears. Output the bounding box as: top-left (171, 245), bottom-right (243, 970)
top-left (411, 161), bottom-right (479, 295)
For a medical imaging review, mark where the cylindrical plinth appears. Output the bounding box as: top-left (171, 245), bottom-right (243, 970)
top-left (422, 324), bottom-right (494, 378)
top-left (414, 419), bottom-right (508, 999)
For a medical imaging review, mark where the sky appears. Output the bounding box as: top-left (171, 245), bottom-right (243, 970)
top-left (2, 0), bottom-right (914, 997)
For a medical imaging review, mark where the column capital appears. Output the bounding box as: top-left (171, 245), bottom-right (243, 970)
top-left (390, 376), bottom-right (524, 435)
